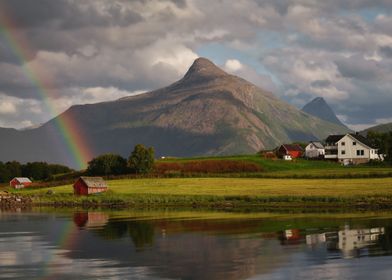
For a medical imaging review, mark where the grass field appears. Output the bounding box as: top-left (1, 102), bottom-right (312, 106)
top-left (156, 155), bottom-right (392, 178)
top-left (12, 177), bottom-right (392, 208)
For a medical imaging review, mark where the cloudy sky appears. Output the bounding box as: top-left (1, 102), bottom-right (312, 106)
top-left (0, 0), bottom-right (391, 130)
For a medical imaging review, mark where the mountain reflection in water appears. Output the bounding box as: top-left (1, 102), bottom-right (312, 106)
top-left (1, 210), bottom-right (392, 279)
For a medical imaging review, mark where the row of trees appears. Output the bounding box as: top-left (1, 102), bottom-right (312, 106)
top-left (86, 144), bottom-right (155, 176)
top-left (0, 161), bottom-right (73, 183)
top-left (367, 131), bottom-right (392, 163)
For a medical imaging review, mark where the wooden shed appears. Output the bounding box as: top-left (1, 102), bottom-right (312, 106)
top-left (10, 177), bottom-right (32, 189)
top-left (73, 177), bottom-right (108, 195)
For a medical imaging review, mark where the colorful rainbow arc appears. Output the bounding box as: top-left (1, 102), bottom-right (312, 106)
top-left (0, 4), bottom-right (93, 169)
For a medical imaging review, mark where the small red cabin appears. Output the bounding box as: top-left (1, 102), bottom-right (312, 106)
top-left (10, 177), bottom-right (32, 189)
top-left (73, 177), bottom-right (108, 196)
top-left (277, 144), bottom-right (304, 159)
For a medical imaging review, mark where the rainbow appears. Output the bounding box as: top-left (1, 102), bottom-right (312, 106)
top-left (39, 219), bottom-right (80, 279)
top-left (0, 3), bottom-right (93, 169)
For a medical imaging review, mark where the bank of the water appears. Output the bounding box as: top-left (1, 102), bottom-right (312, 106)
top-left (7, 177), bottom-right (392, 210)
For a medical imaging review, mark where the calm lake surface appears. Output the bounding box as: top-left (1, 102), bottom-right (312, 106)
top-left (1, 209), bottom-right (392, 279)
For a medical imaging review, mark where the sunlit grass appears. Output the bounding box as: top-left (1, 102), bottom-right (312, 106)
top-left (13, 177), bottom-right (392, 202)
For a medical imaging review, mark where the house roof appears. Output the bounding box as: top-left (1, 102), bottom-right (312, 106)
top-left (348, 133), bottom-right (377, 149)
top-left (326, 133), bottom-right (377, 149)
top-left (12, 177), bottom-right (32, 183)
top-left (309, 141), bottom-right (324, 149)
top-left (281, 144), bottom-right (303, 152)
top-left (325, 135), bottom-right (345, 144)
top-left (79, 177), bottom-right (108, 188)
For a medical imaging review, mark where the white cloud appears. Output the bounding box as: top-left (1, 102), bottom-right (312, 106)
top-left (0, 101), bottom-right (16, 114)
top-left (83, 87), bottom-right (145, 102)
top-left (224, 59), bottom-right (243, 72)
top-left (20, 120), bottom-right (33, 128)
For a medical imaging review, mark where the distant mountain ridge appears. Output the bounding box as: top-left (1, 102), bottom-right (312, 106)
top-left (302, 97), bottom-right (346, 127)
top-left (0, 58), bottom-right (349, 169)
top-left (361, 122), bottom-right (392, 135)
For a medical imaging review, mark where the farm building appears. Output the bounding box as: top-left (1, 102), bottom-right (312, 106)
top-left (9, 177), bottom-right (32, 189)
top-left (73, 177), bottom-right (108, 195)
top-left (305, 141), bottom-right (325, 159)
top-left (276, 144), bottom-right (304, 159)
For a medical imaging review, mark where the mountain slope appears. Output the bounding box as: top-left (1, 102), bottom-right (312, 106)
top-left (302, 97), bottom-right (346, 127)
top-left (361, 123), bottom-right (392, 135)
top-left (0, 58), bottom-right (349, 168)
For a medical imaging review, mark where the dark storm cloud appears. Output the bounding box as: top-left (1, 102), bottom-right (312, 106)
top-left (335, 56), bottom-right (381, 81)
top-left (380, 46), bottom-right (392, 58)
top-left (310, 80), bottom-right (332, 88)
top-left (1, 0), bottom-right (143, 30)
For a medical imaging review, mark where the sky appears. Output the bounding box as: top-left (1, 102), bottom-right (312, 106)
top-left (0, 0), bottom-right (391, 131)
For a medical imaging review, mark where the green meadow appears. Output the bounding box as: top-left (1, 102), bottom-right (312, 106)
top-left (3, 156), bottom-right (391, 209)
top-left (13, 177), bottom-right (392, 209)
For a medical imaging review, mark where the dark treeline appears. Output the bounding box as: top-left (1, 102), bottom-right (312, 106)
top-left (87, 144), bottom-right (155, 176)
top-left (0, 161), bottom-right (73, 183)
top-left (367, 131), bottom-right (392, 163)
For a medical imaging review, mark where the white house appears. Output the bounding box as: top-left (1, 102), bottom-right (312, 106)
top-left (324, 133), bottom-right (381, 164)
top-left (305, 141), bottom-right (325, 159)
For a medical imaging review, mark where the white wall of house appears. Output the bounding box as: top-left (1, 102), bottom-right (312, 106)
top-left (336, 134), bottom-right (376, 161)
top-left (305, 143), bottom-right (325, 158)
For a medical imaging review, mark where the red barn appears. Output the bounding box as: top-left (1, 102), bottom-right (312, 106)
top-left (9, 177), bottom-right (32, 189)
top-left (277, 144), bottom-right (304, 159)
top-left (73, 177), bottom-right (108, 196)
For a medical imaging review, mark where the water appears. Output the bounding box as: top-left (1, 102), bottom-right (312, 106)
top-left (1, 210), bottom-right (392, 279)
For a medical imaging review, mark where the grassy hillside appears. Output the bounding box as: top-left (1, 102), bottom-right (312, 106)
top-left (155, 155), bottom-right (392, 178)
top-left (362, 123), bottom-right (392, 134)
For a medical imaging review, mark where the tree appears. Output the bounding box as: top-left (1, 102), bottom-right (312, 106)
top-left (21, 162), bottom-right (49, 180)
top-left (87, 154), bottom-right (127, 176)
top-left (0, 162), bottom-right (11, 183)
top-left (367, 131), bottom-right (392, 164)
top-left (6, 161), bottom-right (22, 178)
top-left (128, 144), bottom-right (155, 174)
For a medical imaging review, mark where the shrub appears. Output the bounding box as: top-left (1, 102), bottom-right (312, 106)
top-left (154, 160), bottom-right (262, 174)
top-left (87, 154), bottom-right (127, 176)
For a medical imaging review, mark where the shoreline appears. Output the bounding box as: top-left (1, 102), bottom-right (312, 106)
top-left (14, 194), bottom-right (392, 211)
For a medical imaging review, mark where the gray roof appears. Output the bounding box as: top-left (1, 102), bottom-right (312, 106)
top-left (309, 141), bottom-right (324, 149)
top-left (79, 177), bottom-right (108, 188)
top-left (349, 134), bottom-right (377, 149)
top-left (13, 177), bottom-right (32, 183)
top-left (325, 133), bottom-right (377, 149)
top-left (325, 135), bottom-right (345, 144)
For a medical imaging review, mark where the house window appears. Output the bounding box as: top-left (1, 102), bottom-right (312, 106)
top-left (356, 150), bottom-right (364, 156)
top-left (341, 142), bottom-right (345, 146)
top-left (353, 142), bottom-right (356, 146)
top-left (341, 150), bottom-right (346, 155)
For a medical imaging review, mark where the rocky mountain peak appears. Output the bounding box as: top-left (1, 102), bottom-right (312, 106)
top-left (181, 57), bottom-right (228, 83)
top-left (302, 97), bottom-right (346, 127)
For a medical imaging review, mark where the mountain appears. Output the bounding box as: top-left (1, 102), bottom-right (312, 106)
top-left (361, 123), bottom-right (392, 135)
top-left (302, 97), bottom-right (346, 127)
top-left (0, 58), bottom-right (349, 169)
